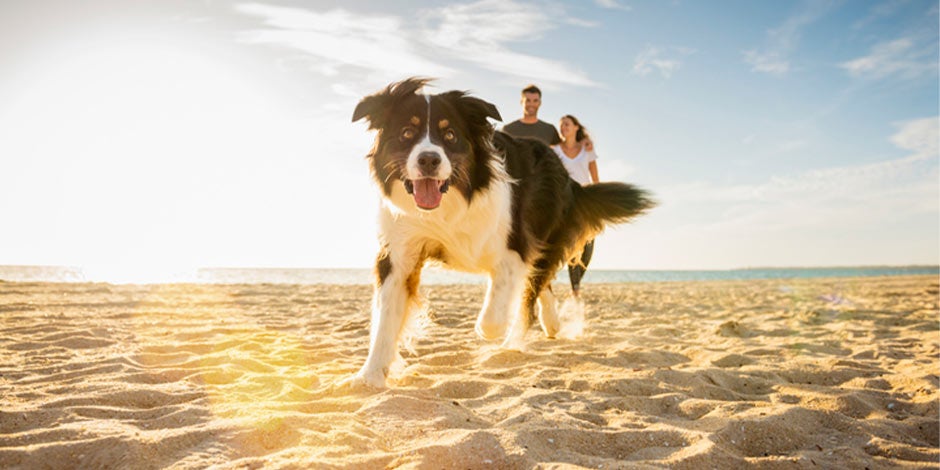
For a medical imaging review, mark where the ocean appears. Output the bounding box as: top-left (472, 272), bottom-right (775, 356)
top-left (0, 265), bottom-right (936, 285)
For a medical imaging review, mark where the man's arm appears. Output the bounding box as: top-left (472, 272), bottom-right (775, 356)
top-left (548, 124), bottom-right (562, 145)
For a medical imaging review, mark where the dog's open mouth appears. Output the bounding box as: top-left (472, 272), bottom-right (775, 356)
top-left (404, 178), bottom-right (450, 210)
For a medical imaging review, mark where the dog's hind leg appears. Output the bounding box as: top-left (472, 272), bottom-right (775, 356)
top-left (475, 251), bottom-right (528, 342)
top-left (537, 288), bottom-right (560, 338)
top-left (524, 259), bottom-right (561, 339)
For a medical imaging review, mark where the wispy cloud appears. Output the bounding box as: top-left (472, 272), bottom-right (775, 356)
top-left (565, 17), bottom-right (601, 28)
top-left (235, 3), bottom-right (453, 83)
top-left (595, 0), bottom-right (632, 11)
top-left (632, 45), bottom-right (694, 79)
top-left (840, 37), bottom-right (939, 80)
top-left (765, 2), bottom-right (834, 50)
top-left (235, 1), bottom-right (598, 89)
top-left (852, 0), bottom-right (912, 30)
top-left (742, 50), bottom-right (789, 75)
top-left (744, 0), bottom-right (836, 75)
top-left (420, 0), bottom-right (598, 87)
top-left (666, 117), bottom-right (940, 233)
top-left (890, 116), bottom-right (939, 160)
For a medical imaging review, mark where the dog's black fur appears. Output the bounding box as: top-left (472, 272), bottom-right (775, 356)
top-left (492, 130), bottom-right (653, 322)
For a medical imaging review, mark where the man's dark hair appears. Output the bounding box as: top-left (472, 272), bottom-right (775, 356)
top-left (521, 84), bottom-right (542, 97)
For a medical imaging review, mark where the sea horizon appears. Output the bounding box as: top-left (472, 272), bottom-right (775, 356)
top-left (0, 264), bottom-right (936, 285)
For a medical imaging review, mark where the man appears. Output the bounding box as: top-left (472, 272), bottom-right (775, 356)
top-left (502, 84), bottom-right (561, 145)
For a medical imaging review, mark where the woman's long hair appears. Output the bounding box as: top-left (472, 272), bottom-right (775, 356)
top-left (562, 114), bottom-right (591, 143)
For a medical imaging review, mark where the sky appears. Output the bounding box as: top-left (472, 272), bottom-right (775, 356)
top-left (0, 0), bottom-right (937, 279)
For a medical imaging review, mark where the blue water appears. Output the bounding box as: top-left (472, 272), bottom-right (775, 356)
top-left (0, 265), bottom-right (936, 285)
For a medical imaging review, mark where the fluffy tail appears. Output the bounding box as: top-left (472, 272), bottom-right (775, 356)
top-left (571, 181), bottom-right (655, 238)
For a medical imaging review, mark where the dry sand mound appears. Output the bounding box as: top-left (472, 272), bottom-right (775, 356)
top-left (1, 276), bottom-right (937, 468)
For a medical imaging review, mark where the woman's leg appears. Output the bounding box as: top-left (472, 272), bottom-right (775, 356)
top-left (567, 262), bottom-right (584, 296)
top-left (567, 240), bottom-right (594, 297)
top-left (581, 239), bottom-right (595, 269)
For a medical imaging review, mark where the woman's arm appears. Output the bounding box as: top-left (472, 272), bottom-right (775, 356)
top-left (588, 161), bottom-right (599, 184)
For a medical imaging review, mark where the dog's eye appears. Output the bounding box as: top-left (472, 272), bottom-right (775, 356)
top-left (443, 129), bottom-right (457, 143)
top-left (400, 128), bottom-right (416, 141)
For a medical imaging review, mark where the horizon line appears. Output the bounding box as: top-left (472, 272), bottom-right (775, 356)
top-left (2, 264), bottom-right (937, 272)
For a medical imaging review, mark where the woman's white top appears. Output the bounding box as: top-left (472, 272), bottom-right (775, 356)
top-left (551, 144), bottom-right (597, 186)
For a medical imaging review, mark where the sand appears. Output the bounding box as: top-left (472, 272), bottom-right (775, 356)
top-left (0, 275), bottom-right (937, 469)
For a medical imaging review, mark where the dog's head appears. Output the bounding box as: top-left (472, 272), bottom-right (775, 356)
top-left (353, 77), bottom-right (502, 211)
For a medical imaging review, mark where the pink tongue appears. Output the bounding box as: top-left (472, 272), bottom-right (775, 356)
top-left (413, 179), bottom-right (442, 209)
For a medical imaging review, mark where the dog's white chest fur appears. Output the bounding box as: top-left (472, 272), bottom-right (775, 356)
top-left (380, 177), bottom-right (514, 273)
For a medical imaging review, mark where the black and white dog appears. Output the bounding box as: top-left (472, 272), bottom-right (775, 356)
top-left (348, 78), bottom-right (653, 388)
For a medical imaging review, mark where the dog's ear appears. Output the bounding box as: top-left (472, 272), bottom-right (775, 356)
top-left (352, 77), bottom-right (434, 129)
top-left (352, 94), bottom-right (388, 128)
top-left (461, 96), bottom-right (502, 123)
top-left (470, 97), bottom-right (503, 122)
top-left (441, 92), bottom-right (502, 127)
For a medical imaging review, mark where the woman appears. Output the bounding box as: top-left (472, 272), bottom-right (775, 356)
top-left (552, 114), bottom-right (599, 297)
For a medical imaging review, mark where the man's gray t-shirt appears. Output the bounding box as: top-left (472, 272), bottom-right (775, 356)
top-left (502, 120), bottom-right (561, 145)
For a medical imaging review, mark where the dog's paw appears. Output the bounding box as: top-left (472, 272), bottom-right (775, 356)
top-left (475, 319), bottom-right (507, 341)
top-left (333, 371), bottom-right (387, 394)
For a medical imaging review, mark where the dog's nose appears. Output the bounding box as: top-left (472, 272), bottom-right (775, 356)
top-left (417, 151), bottom-right (441, 175)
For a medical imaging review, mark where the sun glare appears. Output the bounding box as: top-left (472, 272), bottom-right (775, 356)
top-left (1, 33), bottom-right (297, 282)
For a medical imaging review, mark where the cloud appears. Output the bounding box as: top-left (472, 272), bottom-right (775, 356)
top-left (840, 37), bottom-right (939, 80)
top-left (600, 158), bottom-right (637, 183)
top-left (605, 117), bottom-right (939, 267)
top-left (664, 117), bottom-right (940, 233)
top-left (771, 139), bottom-right (808, 155)
top-left (422, 0), bottom-right (554, 46)
top-left (742, 50), bottom-right (789, 75)
top-left (565, 17), bottom-right (601, 28)
top-left (235, 3), bottom-right (454, 83)
top-left (420, 0), bottom-right (598, 87)
top-left (595, 0), bottom-right (632, 11)
top-left (744, 0), bottom-right (836, 74)
top-left (235, 1), bottom-right (598, 89)
top-left (766, 2), bottom-right (833, 50)
top-left (632, 46), bottom-right (694, 79)
top-left (852, 0), bottom-right (910, 30)
top-left (890, 116), bottom-right (939, 160)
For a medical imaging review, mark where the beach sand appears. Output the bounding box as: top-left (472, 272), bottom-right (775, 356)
top-left (1, 276), bottom-right (937, 469)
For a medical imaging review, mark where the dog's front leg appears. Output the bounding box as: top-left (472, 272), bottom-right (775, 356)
top-left (475, 251), bottom-right (528, 342)
top-left (349, 249), bottom-right (420, 389)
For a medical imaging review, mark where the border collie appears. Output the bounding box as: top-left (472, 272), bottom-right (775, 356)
top-left (347, 78), bottom-right (653, 388)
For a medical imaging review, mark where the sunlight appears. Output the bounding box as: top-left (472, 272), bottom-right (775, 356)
top-left (132, 284), bottom-right (320, 453)
top-left (80, 262), bottom-right (198, 284)
top-left (0, 34), bottom-right (302, 281)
